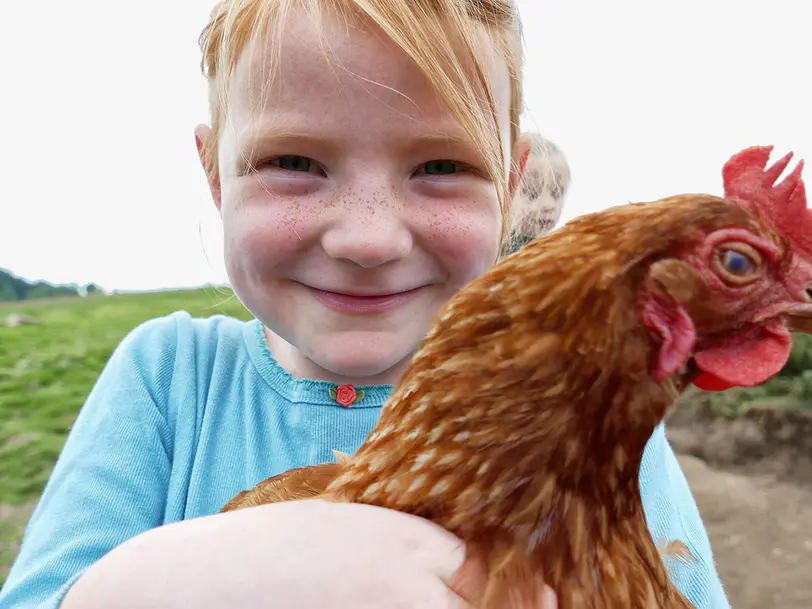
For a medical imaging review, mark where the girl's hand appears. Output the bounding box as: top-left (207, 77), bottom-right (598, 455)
top-left (62, 498), bottom-right (556, 609)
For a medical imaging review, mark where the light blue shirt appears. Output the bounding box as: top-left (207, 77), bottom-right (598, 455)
top-left (0, 311), bottom-right (731, 608)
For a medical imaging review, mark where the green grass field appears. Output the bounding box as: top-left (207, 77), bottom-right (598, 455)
top-left (0, 287), bottom-right (252, 585)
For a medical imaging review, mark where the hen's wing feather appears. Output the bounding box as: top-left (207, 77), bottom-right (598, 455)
top-left (220, 452), bottom-right (352, 512)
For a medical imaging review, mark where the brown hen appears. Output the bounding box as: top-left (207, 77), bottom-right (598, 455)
top-left (222, 145), bottom-right (812, 608)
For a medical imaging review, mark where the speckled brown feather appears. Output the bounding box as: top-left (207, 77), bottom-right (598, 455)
top-left (223, 195), bottom-right (779, 608)
top-left (220, 456), bottom-right (349, 512)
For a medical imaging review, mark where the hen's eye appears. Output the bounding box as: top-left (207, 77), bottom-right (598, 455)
top-left (714, 242), bottom-right (762, 284)
top-left (720, 250), bottom-right (754, 275)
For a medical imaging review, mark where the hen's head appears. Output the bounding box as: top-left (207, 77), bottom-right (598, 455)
top-left (639, 145), bottom-right (812, 392)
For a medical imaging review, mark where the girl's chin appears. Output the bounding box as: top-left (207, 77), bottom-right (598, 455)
top-left (305, 333), bottom-right (420, 385)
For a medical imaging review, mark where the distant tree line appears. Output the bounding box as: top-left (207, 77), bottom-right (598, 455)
top-left (0, 268), bottom-right (103, 302)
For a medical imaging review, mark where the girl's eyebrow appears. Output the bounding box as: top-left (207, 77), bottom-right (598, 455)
top-left (234, 118), bottom-right (477, 159)
top-left (400, 133), bottom-right (476, 155)
top-left (236, 123), bottom-right (336, 156)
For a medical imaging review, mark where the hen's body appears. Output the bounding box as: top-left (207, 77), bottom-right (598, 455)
top-left (225, 145), bottom-right (812, 609)
top-left (320, 196), bottom-right (732, 608)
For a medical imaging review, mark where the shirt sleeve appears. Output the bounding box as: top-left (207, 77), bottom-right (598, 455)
top-left (640, 424), bottom-right (731, 608)
top-left (0, 316), bottom-right (180, 609)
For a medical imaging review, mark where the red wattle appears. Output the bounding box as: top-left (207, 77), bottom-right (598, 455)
top-left (692, 372), bottom-right (735, 392)
top-left (692, 320), bottom-right (791, 392)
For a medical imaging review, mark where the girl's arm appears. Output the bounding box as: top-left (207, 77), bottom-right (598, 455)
top-left (640, 424), bottom-right (732, 609)
top-left (58, 499), bottom-right (481, 609)
top-left (0, 318), bottom-right (176, 609)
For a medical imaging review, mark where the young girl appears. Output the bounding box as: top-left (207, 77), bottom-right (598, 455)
top-left (0, 1), bottom-right (731, 607)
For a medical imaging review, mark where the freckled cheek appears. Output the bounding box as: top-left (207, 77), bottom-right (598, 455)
top-left (220, 193), bottom-right (325, 271)
top-left (417, 199), bottom-right (502, 280)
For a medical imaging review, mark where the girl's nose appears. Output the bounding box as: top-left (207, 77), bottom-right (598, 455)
top-left (321, 200), bottom-right (414, 268)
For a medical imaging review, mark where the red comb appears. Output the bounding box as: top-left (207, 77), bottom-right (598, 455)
top-left (722, 145), bottom-right (811, 256)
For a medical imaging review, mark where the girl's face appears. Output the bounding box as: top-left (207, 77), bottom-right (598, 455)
top-left (197, 8), bottom-right (529, 385)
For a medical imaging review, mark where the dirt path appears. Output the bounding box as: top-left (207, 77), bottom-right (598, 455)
top-left (677, 454), bottom-right (812, 608)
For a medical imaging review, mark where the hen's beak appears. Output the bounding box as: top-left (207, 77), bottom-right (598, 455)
top-left (787, 315), bottom-right (812, 334)
top-left (785, 305), bottom-right (812, 334)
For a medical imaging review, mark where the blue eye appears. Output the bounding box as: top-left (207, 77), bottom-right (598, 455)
top-left (716, 244), bottom-right (761, 281)
top-left (721, 250), bottom-right (753, 274)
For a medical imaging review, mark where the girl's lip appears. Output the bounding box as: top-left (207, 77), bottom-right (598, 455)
top-left (307, 286), bottom-right (425, 314)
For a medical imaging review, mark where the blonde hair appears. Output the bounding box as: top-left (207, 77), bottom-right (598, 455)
top-left (197, 0), bottom-right (524, 244)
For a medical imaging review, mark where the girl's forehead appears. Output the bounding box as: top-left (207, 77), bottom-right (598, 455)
top-left (224, 6), bottom-right (512, 138)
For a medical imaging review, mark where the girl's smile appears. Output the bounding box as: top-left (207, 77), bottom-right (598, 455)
top-left (305, 285), bottom-right (428, 315)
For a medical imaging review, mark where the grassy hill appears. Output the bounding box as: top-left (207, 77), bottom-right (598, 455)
top-left (0, 287), bottom-right (252, 584)
top-left (2, 287), bottom-right (812, 587)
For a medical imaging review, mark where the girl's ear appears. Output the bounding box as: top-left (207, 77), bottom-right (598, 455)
top-left (195, 124), bottom-right (222, 212)
top-left (508, 133), bottom-right (533, 197)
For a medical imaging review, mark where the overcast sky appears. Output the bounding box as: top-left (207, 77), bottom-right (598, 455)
top-left (2, 0), bottom-right (810, 291)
